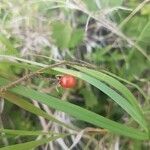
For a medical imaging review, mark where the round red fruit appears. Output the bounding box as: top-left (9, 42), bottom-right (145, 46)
top-left (59, 75), bottom-right (77, 88)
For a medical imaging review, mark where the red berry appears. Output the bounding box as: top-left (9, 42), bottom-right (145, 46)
top-left (59, 75), bottom-right (77, 88)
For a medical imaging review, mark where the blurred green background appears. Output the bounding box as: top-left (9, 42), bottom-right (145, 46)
top-left (0, 0), bottom-right (150, 149)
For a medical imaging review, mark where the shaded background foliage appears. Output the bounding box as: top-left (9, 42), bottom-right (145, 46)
top-left (0, 0), bottom-right (150, 149)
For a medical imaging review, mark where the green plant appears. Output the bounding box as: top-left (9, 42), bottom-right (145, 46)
top-left (0, 0), bottom-right (150, 149)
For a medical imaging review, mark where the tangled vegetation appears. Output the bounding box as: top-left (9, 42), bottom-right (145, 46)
top-left (0, 0), bottom-right (150, 149)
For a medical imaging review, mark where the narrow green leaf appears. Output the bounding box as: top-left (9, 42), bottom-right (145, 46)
top-left (74, 66), bottom-right (144, 117)
top-left (0, 92), bottom-right (73, 130)
top-left (52, 68), bottom-right (148, 132)
top-left (0, 58), bottom-right (148, 131)
top-left (0, 135), bottom-right (65, 150)
top-left (0, 77), bottom-right (149, 140)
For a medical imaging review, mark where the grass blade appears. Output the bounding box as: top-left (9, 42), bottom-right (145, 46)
top-left (0, 92), bottom-right (73, 130)
top-left (0, 77), bottom-right (149, 140)
top-left (73, 66), bottom-right (147, 128)
top-left (74, 66), bottom-right (141, 111)
top-left (0, 135), bottom-right (66, 150)
top-left (53, 68), bottom-right (148, 132)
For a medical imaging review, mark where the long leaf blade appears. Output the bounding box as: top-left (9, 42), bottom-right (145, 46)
top-left (0, 92), bottom-right (73, 130)
top-left (53, 68), bottom-right (148, 132)
top-left (73, 66), bottom-right (147, 128)
top-left (0, 77), bottom-right (148, 140)
top-left (0, 135), bottom-right (65, 150)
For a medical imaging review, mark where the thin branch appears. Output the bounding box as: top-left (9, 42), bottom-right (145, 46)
top-left (0, 61), bottom-right (96, 92)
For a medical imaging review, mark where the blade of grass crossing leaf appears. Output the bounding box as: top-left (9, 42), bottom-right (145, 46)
top-left (0, 135), bottom-right (66, 150)
top-left (4, 56), bottom-right (148, 100)
top-left (2, 57), bottom-right (146, 103)
top-left (0, 92), bottom-right (73, 130)
top-left (0, 77), bottom-right (149, 140)
top-left (74, 66), bottom-right (144, 118)
top-left (74, 66), bottom-right (148, 133)
top-left (52, 68), bottom-right (148, 132)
